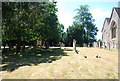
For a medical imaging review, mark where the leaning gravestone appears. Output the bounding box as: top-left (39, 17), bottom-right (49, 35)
top-left (73, 39), bottom-right (76, 51)
top-left (73, 39), bottom-right (79, 54)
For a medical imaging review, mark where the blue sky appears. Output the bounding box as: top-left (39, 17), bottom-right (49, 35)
top-left (55, 0), bottom-right (119, 40)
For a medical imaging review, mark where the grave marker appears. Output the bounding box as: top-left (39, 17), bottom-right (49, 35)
top-left (73, 39), bottom-right (76, 51)
top-left (73, 39), bottom-right (79, 54)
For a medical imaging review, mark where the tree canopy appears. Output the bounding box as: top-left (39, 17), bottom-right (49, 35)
top-left (2, 2), bottom-right (62, 51)
top-left (65, 5), bottom-right (98, 46)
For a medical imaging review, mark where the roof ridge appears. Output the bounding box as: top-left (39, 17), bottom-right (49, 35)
top-left (114, 8), bottom-right (120, 18)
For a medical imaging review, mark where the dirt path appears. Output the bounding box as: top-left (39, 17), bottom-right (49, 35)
top-left (1, 47), bottom-right (118, 79)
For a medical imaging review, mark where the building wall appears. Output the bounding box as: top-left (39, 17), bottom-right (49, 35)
top-left (118, 14), bottom-right (120, 49)
top-left (102, 19), bottom-right (110, 48)
top-left (102, 8), bottom-right (120, 49)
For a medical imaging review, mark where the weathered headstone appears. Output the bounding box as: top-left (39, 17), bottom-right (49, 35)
top-left (93, 42), bottom-right (96, 47)
top-left (92, 42), bottom-right (94, 47)
top-left (83, 43), bottom-right (87, 47)
top-left (59, 42), bottom-right (65, 48)
top-left (88, 43), bottom-right (90, 47)
top-left (59, 42), bottom-right (61, 48)
top-left (73, 39), bottom-right (76, 51)
top-left (102, 42), bottom-right (105, 48)
top-left (37, 40), bottom-right (42, 46)
top-left (94, 42), bottom-right (98, 48)
top-left (73, 39), bottom-right (79, 54)
top-left (61, 43), bottom-right (65, 47)
top-left (83, 43), bottom-right (85, 47)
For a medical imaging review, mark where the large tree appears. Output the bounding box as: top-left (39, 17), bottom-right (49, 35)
top-left (74, 5), bottom-right (98, 46)
top-left (2, 2), bottom-right (61, 51)
top-left (65, 5), bottom-right (98, 46)
top-left (65, 23), bottom-right (84, 46)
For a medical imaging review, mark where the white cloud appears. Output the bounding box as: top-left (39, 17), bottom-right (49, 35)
top-left (57, 12), bottom-right (74, 31)
top-left (56, 1), bottom-right (116, 40)
top-left (91, 8), bottom-right (111, 19)
top-left (56, 1), bottom-right (75, 31)
top-left (91, 8), bottom-right (111, 40)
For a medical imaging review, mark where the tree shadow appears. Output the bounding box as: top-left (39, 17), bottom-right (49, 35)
top-left (2, 48), bottom-right (68, 72)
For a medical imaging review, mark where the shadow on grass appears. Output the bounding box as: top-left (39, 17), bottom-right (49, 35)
top-left (2, 47), bottom-right (68, 72)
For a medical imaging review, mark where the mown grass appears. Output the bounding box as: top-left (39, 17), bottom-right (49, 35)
top-left (1, 47), bottom-right (118, 79)
top-left (2, 47), bottom-right (68, 72)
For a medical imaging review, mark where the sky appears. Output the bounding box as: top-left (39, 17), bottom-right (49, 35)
top-left (55, 0), bottom-right (120, 40)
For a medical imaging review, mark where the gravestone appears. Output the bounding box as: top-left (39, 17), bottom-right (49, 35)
top-left (59, 42), bottom-right (65, 48)
top-left (59, 42), bottom-right (61, 48)
top-left (37, 40), bottom-right (42, 46)
top-left (88, 43), bottom-right (90, 47)
top-left (83, 43), bottom-right (85, 47)
top-left (73, 39), bottom-right (76, 51)
top-left (94, 42), bottom-right (98, 48)
top-left (73, 39), bottom-right (79, 54)
top-left (83, 43), bottom-right (87, 47)
top-left (93, 42), bottom-right (95, 47)
top-left (98, 42), bottom-right (101, 48)
top-left (61, 43), bottom-right (65, 47)
top-left (92, 42), bottom-right (94, 47)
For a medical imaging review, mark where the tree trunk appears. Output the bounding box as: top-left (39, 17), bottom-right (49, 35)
top-left (8, 44), bottom-right (13, 51)
top-left (45, 41), bottom-right (49, 49)
top-left (3, 45), bottom-right (5, 50)
top-left (87, 31), bottom-right (89, 47)
top-left (22, 42), bottom-right (25, 52)
top-left (16, 40), bottom-right (21, 53)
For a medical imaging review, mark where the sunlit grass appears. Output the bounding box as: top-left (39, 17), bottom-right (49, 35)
top-left (1, 47), bottom-right (118, 79)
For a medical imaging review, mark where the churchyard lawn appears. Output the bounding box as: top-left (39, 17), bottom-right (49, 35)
top-left (1, 47), bottom-right (118, 79)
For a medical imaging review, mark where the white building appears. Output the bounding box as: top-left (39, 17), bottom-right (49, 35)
top-left (101, 7), bottom-right (120, 49)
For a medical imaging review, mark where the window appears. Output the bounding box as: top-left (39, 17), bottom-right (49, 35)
top-left (111, 21), bottom-right (116, 39)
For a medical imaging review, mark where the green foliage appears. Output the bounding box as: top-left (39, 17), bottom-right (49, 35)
top-left (58, 24), bottom-right (65, 42)
top-left (65, 5), bottom-right (98, 46)
top-left (97, 39), bottom-right (102, 42)
top-left (2, 2), bottom-right (61, 51)
top-left (65, 24), bottom-right (84, 46)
